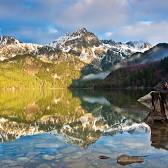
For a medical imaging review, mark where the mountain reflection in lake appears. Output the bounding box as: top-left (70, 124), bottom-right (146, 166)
top-left (0, 89), bottom-right (168, 168)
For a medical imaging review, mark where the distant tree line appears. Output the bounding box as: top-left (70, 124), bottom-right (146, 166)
top-left (79, 56), bottom-right (168, 89)
top-left (160, 56), bottom-right (168, 72)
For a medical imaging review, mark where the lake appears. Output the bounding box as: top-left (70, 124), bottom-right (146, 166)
top-left (0, 89), bottom-right (168, 168)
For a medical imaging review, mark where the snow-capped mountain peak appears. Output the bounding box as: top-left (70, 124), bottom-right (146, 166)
top-left (102, 40), bottom-right (152, 52)
top-left (0, 36), bottom-right (20, 45)
top-left (71, 27), bottom-right (88, 36)
top-left (48, 29), bottom-right (154, 69)
top-left (0, 36), bottom-right (42, 61)
top-left (126, 41), bottom-right (152, 51)
top-left (50, 27), bottom-right (101, 49)
top-left (49, 27), bottom-right (103, 64)
top-left (1, 29), bottom-right (165, 77)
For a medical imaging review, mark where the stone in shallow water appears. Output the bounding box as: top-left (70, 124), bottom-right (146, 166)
top-left (42, 155), bottom-right (55, 161)
top-left (117, 154), bottom-right (144, 165)
top-left (55, 154), bottom-right (64, 160)
top-left (99, 156), bottom-right (110, 160)
top-left (60, 146), bottom-right (78, 154)
top-left (17, 157), bottom-right (29, 162)
top-left (37, 164), bottom-right (51, 168)
top-left (1, 160), bottom-right (22, 167)
top-left (64, 157), bottom-right (89, 168)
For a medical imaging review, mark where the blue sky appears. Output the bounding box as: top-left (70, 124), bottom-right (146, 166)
top-left (0, 0), bottom-right (168, 44)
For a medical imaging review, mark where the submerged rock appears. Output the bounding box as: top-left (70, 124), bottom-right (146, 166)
top-left (117, 154), bottom-right (144, 166)
top-left (42, 155), bottom-right (55, 161)
top-left (37, 164), bottom-right (51, 168)
top-left (99, 156), bottom-right (110, 160)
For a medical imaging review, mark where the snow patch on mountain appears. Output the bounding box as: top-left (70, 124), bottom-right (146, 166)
top-left (126, 41), bottom-right (152, 52)
top-left (49, 28), bottom-right (152, 69)
top-left (0, 36), bottom-right (20, 45)
top-left (0, 56), bottom-right (6, 61)
top-left (0, 37), bottom-right (42, 61)
top-left (50, 27), bottom-right (96, 48)
top-left (102, 40), bottom-right (152, 53)
top-left (0, 29), bottom-right (158, 78)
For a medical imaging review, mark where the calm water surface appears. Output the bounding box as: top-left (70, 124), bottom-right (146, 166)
top-left (0, 89), bottom-right (168, 168)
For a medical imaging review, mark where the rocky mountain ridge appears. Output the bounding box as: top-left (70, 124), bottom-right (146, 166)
top-left (0, 36), bottom-right (20, 45)
top-left (0, 28), bottom-right (153, 66)
top-left (49, 28), bottom-right (153, 70)
top-left (125, 43), bottom-right (168, 65)
top-left (0, 28), bottom-right (167, 87)
top-left (0, 36), bottom-right (42, 61)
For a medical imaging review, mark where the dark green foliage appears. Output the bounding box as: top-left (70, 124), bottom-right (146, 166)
top-left (160, 56), bottom-right (168, 72)
top-left (107, 56), bottom-right (168, 88)
top-left (79, 56), bottom-right (168, 89)
top-left (124, 65), bottom-right (158, 87)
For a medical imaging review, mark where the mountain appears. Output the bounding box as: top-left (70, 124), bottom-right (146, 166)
top-left (85, 43), bottom-right (168, 89)
top-left (102, 40), bottom-right (151, 52)
top-left (91, 56), bottom-right (168, 89)
top-left (0, 36), bottom-right (41, 61)
top-left (0, 29), bottom-right (152, 69)
top-left (0, 54), bottom-right (86, 89)
top-left (0, 36), bottom-right (20, 45)
top-left (50, 28), bottom-right (102, 62)
top-left (0, 35), bottom-right (89, 89)
top-left (125, 43), bottom-right (168, 65)
top-left (100, 40), bottom-right (152, 71)
top-left (50, 28), bottom-right (152, 71)
top-left (0, 28), bottom-right (167, 89)
top-left (126, 41), bottom-right (152, 50)
top-left (51, 28), bottom-right (101, 49)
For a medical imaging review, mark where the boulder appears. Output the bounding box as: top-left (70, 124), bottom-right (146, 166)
top-left (138, 91), bottom-right (168, 123)
top-left (117, 154), bottom-right (144, 166)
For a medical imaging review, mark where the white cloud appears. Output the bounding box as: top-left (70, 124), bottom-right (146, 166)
top-left (0, 0), bottom-right (167, 43)
top-left (15, 27), bottom-right (60, 44)
top-left (57, 0), bottom-right (130, 29)
top-left (137, 21), bottom-right (153, 26)
top-left (115, 21), bottom-right (168, 44)
top-left (105, 32), bottom-right (113, 38)
top-left (48, 27), bottom-right (58, 34)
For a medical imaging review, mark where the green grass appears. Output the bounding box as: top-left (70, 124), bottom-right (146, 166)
top-left (0, 54), bottom-right (86, 89)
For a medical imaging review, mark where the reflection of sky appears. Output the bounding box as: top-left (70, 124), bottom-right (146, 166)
top-left (1, 127), bottom-right (168, 167)
top-left (0, 0), bottom-right (167, 44)
top-left (91, 130), bottom-right (168, 161)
